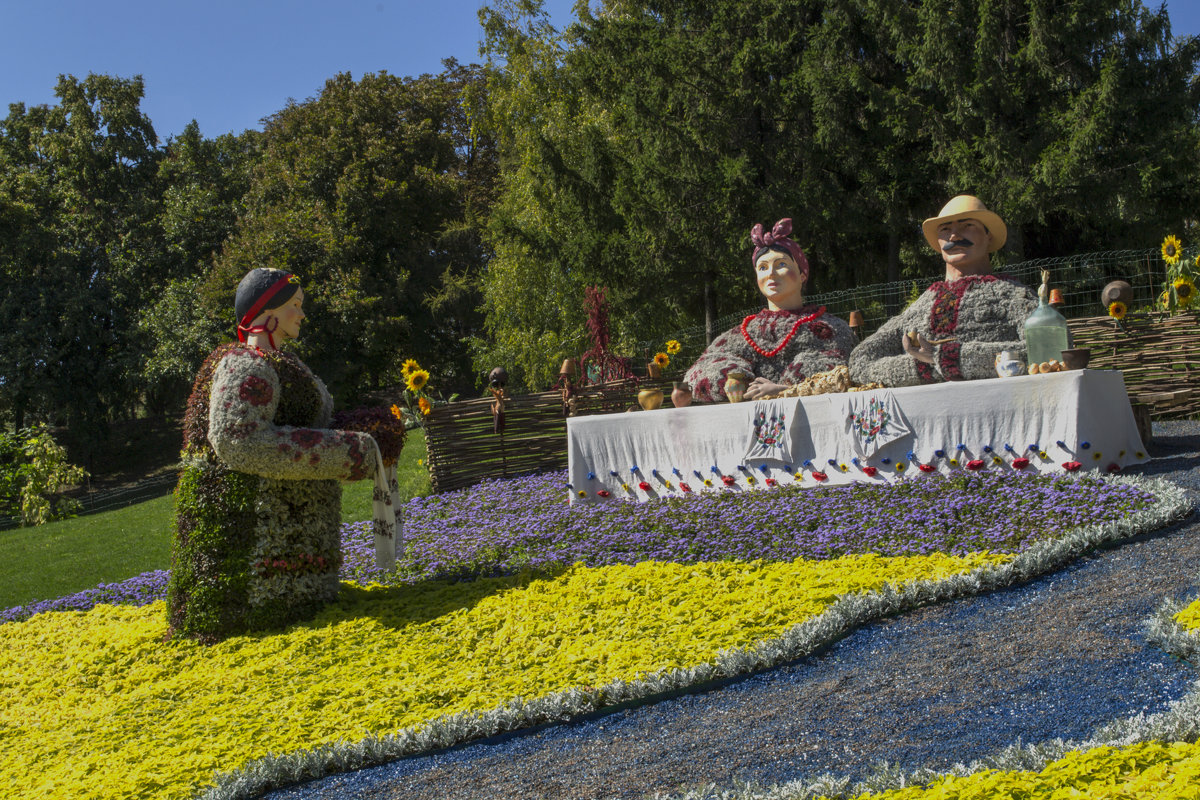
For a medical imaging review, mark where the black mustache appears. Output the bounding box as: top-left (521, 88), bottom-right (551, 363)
top-left (942, 238), bottom-right (974, 251)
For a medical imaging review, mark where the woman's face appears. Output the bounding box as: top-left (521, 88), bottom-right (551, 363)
top-left (273, 288), bottom-right (306, 341)
top-left (755, 250), bottom-right (806, 310)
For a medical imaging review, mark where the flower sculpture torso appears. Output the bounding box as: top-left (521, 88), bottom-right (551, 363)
top-left (849, 275), bottom-right (1037, 387)
top-left (167, 343), bottom-right (375, 642)
top-left (685, 306), bottom-right (857, 403)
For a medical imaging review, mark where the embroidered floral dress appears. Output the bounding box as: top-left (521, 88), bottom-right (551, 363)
top-left (684, 306), bottom-right (856, 403)
top-left (167, 343), bottom-right (375, 642)
top-left (848, 274), bottom-right (1037, 388)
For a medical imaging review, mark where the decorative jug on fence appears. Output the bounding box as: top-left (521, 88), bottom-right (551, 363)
top-left (994, 350), bottom-right (1025, 378)
top-left (724, 371), bottom-right (749, 403)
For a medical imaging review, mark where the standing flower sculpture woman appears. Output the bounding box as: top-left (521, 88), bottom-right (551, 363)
top-left (167, 268), bottom-right (383, 643)
top-left (684, 218), bottom-right (855, 402)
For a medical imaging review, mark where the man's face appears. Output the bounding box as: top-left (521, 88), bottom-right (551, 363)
top-left (936, 217), bottom-right (992, 275)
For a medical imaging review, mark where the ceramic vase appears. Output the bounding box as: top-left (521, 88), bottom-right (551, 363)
top-left (671, 381), bottom-right (692, 408)
top-left (724, 371), bottom-right (749, 403)
top-left (637, 388), bottom-right (664, 410)
top-left (994, 350), bottom-right (1025, 378)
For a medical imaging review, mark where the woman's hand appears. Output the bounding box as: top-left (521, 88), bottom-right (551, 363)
top-left (744, 377), bottom-right (787, 400)
top-left (901, 331), bottom-right (936, 364)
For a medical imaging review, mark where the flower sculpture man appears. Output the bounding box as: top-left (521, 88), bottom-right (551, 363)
top-left (849, 195), bottom-right (1037, 387)
top-left (167, 268), bottom-right (378, 642)
top-left (684, 218), bottom-right (855, 402)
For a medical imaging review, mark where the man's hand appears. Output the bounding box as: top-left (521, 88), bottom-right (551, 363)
top-left (901, 331), bottom-right (936, 364)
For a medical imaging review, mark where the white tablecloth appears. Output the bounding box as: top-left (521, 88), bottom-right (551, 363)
top-left (566, 370), bottom-right (1148, 503)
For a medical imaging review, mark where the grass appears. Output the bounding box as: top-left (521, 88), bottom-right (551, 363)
top-left (0, 428), bottom-right (430, 611)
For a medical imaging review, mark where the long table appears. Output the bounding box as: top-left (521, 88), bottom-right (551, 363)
top-left (566, 369), bottom-right (1148, 503)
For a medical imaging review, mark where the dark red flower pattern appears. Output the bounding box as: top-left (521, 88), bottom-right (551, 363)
top-left (238, 375), bottom-right (274, 407)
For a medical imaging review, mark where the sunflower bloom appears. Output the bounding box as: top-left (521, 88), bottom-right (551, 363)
top-left (401, 358), bottom-right (420, 377)
top-left (654, 352), bottom-right (670, 369)
top-left (666, 339), bottom-right (682, 355)
top-left (1174, 277), bottom-right (1196, 307)
top-left (1160, 290), bottom-right (1172, 309)
top-left (1108, 301), bottom-right (1127, 320)
top-left (1162, 234), bottom-right (1182, 265)
top-left (390, 404), bottom-right (403, 420)
top-left (417, 396), bottom-right (432, 416)
top-left (406, 369), bottom-right (430, 392)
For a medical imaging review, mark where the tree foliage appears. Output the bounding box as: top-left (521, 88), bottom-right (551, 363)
top-left (477, 0), bottom-right (1200, 390)
top-left (202, 62), bottom-right (495, 401)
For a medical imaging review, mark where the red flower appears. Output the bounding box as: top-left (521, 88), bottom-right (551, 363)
top-left (638, 481), bottom-right (651, 491)
top-left (811, 471), bottom-right (828, 481)
top-left (238, 375), bottom-right (274, 407)
top-left (918, 463), bottom-right (936, 473)
top-left (1062, 461), bottom-right (1082, 472)
top-left (862, 466), bottom-right (878, 477)
top-left (966, 459), bottom-right (984, 471)
top-left (680, 483), bottom-right (692, 492)
top-left (291, 429), bottom-right (324, 449)
top-left (596, 490), bottom-right (611, 498)
top-left (1012, 458), bottom-right (1030, 469)
top-left (1106, 463), bottom-right (1121, 474)
top-left (721, 475), bottom-right (736, 486)
top-left (765, 478), bottom-right (778, 487)
top-left (809, 320), bottom-right (834, 340)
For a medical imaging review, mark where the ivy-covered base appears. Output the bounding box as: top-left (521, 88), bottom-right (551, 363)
top-left (167, 463), bottom-right (342, 643)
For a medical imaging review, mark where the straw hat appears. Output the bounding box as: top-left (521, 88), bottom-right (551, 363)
top-left (921, 195), bottom-right (1007, 252)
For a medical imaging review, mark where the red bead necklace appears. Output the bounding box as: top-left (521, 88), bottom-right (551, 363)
top-left (740, 307), bottom-right (826, 358)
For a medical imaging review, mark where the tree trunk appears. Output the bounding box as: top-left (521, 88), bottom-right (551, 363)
top-left (886, 228), bottom-right (901, 317)
top-left (704, 270), bottom-right (716, 345)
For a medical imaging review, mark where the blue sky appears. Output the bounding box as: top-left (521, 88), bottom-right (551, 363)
top-left (2, 0), bottom-right (1197, 143)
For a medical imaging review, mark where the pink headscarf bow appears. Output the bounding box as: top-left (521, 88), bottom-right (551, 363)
top-left (750, 218), bottom-right (809, 279)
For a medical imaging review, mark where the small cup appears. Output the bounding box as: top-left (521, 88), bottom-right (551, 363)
top-left (1060, 348), bottom-right (1091, 370)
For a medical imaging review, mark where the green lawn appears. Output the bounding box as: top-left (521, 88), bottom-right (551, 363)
top-left (0, 429), bottom-right (430, 611)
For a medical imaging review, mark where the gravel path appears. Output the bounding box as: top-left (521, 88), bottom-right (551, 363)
top-left (262, 422), bottom-right (1200, 800)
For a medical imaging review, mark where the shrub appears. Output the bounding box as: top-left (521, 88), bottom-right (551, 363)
top-left (0, 425), bottom-right (89, 526)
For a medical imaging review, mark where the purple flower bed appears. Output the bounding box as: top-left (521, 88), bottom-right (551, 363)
top-left (1, 469), bottom-right (1158, 624)
top-left (0, 569), bottom-right (170, 625)
top-left (385, 470), bottom-right (1156, 583)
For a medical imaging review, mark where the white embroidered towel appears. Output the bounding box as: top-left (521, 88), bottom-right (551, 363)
top-left (743, 401), bottom-right (792, 464)
top-left (841, 390), bottom-right (912, 459)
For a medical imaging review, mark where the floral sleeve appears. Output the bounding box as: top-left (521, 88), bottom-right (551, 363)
top-left (207, 350), bottom-right (375, 482)
top-left (683, 330), bottom-right (755, 403)
top-left (848, 297), bottom-right (932, 388)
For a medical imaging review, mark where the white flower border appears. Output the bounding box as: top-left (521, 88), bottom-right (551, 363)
top-left (196, 474), bottom-right (1192, 800)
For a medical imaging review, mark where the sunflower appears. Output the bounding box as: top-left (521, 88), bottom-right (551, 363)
top-left (1160, 290), bottom-right (1171, 309)
top-left (1107, 301), bottom-right (1127, 320)
top-left (418, 396), bottom-right (432, 416)
top-left (401, 358), bottom-right (420, 378)
top-left (666, 339), bottom-right (682, 355)
top-left (390, 404), bottom-right (403, 420)
top-left (406, 369), bottom-right (430, 393)
top-left (1174, 277), bottom-right (1197, 307)
top-left (653, 352), bottom-right (670, 369)
top-left (1162, 234), bottom-right (1182, 265)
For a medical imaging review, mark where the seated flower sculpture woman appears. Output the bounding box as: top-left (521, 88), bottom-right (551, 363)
top-left (684, 218), bottom-right (855, 402)
top-left (167, 268), bottom-right (377, 643)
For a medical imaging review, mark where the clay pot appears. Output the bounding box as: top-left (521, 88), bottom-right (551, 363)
top-left (671, 381), bottom-right (692, 408)
top-left (1101, 280), bottom-right (1133, 308)
top-left (1060, 348), bottom-right (1092, 370)
top-left (724, 371), bottom-right (749, 403)
top-left (637, 388), bottom-right (664, 410)
top-left (646, 362), bottom-right (662, 379)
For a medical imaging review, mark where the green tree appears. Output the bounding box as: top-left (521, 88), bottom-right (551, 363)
top-left (0, 74), bottom-right (161, 462)
top-left (204, 63), bottom-right (495, 400)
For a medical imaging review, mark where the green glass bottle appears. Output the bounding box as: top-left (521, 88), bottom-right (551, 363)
top-left (1024, 269), bottom-right (1070, 365)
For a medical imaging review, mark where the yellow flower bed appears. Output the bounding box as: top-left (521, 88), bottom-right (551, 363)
top-left (1173, 598), bottom-right (1200, 632)
top-left (845, 740), bottom-right (1200, 799)
top-left (1, 553), bottom-right (1007, 800)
